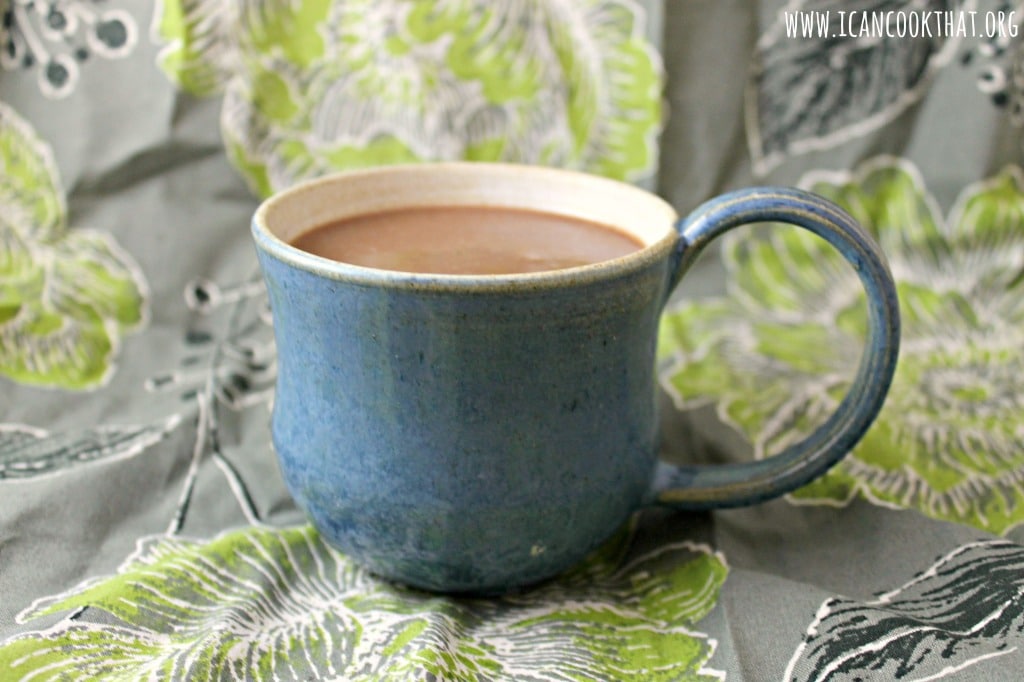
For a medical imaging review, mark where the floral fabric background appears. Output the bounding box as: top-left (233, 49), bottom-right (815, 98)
top-left (2, 1), bottom-right (1023, 680)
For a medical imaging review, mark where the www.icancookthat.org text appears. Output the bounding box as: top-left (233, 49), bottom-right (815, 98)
top-left (783, 9), bottom-right (1018, 39)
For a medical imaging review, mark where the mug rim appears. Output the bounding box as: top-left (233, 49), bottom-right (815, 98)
top-left (251, 162), bottom-right (680, 294)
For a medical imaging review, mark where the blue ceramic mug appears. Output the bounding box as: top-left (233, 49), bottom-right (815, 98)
top-left (252, 163), bottom-right (900, 594)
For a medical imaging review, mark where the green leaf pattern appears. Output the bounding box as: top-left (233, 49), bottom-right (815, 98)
top-left (658, 157), bottom-right (1024, 534)
top-left (154, 0), bottom-right (663, 197)
top-left (0, 522), bottom-right (727, 680)
top-left (0, 102), bottom-right (147, 390)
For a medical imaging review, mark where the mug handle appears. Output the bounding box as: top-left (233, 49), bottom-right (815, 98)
top-left (649, 187), bottom-right (901, 509)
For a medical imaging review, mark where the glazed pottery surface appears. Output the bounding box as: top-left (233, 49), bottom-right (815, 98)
top-left (252, 163), bottom-right (901, 593)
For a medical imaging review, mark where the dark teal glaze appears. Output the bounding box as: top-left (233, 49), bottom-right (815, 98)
top-left (252, 165), bottom-right (900, 594)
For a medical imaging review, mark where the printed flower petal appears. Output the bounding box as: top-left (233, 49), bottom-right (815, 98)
top-left (747, 0), bottom-right (959, 174)
top-left (0, 101), bottom-right (64, 240)
top-left (157, 0), bottom-right (663, 196)
top-left (47, 230), bottom-right (147, 328)
top-left (2, 522), bottom-right (726, 680)
top-left (0, 102), bottom-right (147, 389)
top-left (946, 166), bottom-right (1024, 294)
top-left (0, 219), bottom-right (44, 314)
top-left (659, 157), bottom-right (1024, 533)
top-left (155, 0), bottom-right (334, 95)
top-left (785, 540), bottom-right (1024, 682)
top-left (153, 0), bottom-right (240, 96)
top-left (0, 624), bottom-right (177, 679)
top-left (0, 302), bottom-right (115, 388)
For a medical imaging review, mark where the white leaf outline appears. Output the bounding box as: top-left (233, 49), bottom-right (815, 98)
top-left (783, 539), bottom-right (1024, 682)
top-left (0, 415), bottom-right (182, 482)
top-left (155, 0), bottom-right (663, 195)
top-left (6, 523), bottom-right (729, 680)
top-left (658, 156), bottom-right (1024, 534)
top-left (746, 0), bottom-right (970, 175)
top-left (0, 100), bottom-right (150, 389)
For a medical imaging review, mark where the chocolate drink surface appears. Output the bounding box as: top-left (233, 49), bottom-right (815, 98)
top-left (289, 205), bottom-right (644, 275)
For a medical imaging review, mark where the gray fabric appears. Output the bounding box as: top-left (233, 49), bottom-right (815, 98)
top-left (2, 1), bottom-right (1023, 680)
